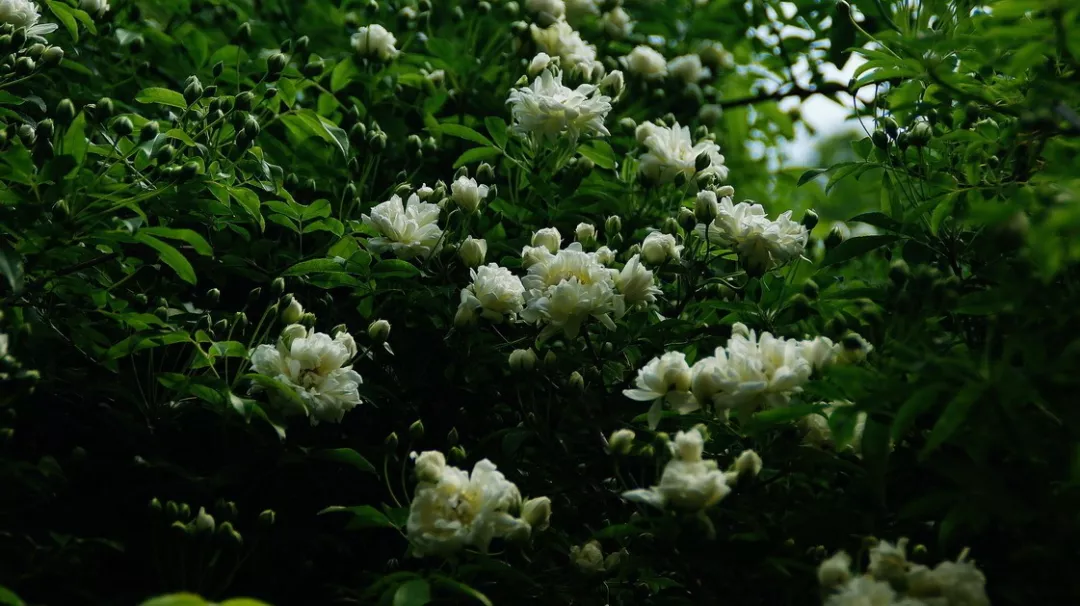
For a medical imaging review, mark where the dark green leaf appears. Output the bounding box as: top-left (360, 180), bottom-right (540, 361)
top-left (921, 382), bottom-right (986, 459)
top-left (315, 448), bottom-right (377, 475)
top-left (484, 116), bottom-right (508, 149)
top-left (133, 233), bottom-right (197, 284)
top-left (821, 235), bottom-right (901, 267)
top-left (430, 575), bottom-right (493, 606)
top-left (577, 140), bottom-right (617, 170)
top-left (453, 146), bottom-right (502, 169)
top-left (796, 167), bottom-right (828, 187)
top-left (439, 123), bottom-right (493, 147)
top-left (140, 227), bottom-right (212, 256)
top-left (372, 259), bottom-right (421, 279)
top-left (393, 579), bottom-right (431, 606)
top-left (47, 1), bottom-right (79, 42)
top-left (317, 505), bottom-right (395, 530)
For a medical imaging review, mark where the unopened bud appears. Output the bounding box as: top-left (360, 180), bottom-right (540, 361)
top-left (195, 507), bottom-right (216, 534)
top-left (508, 348), bottom-right (537, 372)
top-left (368, 319), bottom-right (391, 343)
top-left (258, 509), bottom-right (276, 527)
top-left (801, 209), bottom-right (819, 231)
top-left (448, 445), bottom-right (466, 462)
top-left (607, 429), bottom-right (635, 454)
top-left (678, 207), bottom-right (697, 231)
top-left (385, 432), bottom-right (399, 449)
top-left (568, 371), bottom-right (585, 392)
top-left (408, 419), bottom-right (424, 441)
top-left (447, 427), bottom-right (459, 446)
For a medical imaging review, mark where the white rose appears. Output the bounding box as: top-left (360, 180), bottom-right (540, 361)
top-left (668, 54), bottom-right (711, 84)
top-left (412, 450), bottom-right (447, 484)
top-left (79, 0), bottom-right (110, 17)
top-left (570, 540), bottom-right (605, 573)
top-left (458, 236), bottom-right (488, 268)
top-left (450, 176), bottom-right (490, 214)
top-left (531, 227), bottom-right (562, 253)
top-left (601, 7), bottom-right (633, 39)
top-left (732, 449), bottom-right (763, 478)
top-left (614, 254), bottom-right (660, 307)
top-left (575, 222), bottom-right (596, 246)
top-left (521, 496), bottom-right (552, 531)
top-left (351, 24), bottom-right (400, 61)
top-left (620, 45), bottom-right (667, 80)
top-left (525, 0), bottom-right (565, 18)
top-left (528, 52), bottom-right (554, 77)
top-left (640, 231), bottom-right (681, 265)
top-left (818, 551), bottom-right (853, 590)
top-left (0, 0), bottom-right (41, 29)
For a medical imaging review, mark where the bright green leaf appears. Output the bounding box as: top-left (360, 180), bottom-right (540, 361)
top-left (135, 87), bottom-right (188, 109)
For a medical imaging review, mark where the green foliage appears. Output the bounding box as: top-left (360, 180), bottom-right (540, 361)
top-left (0, 0), bottom-right (1078, 605)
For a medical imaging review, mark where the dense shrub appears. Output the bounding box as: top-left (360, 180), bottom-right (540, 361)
top-left (1, 0), bottom-right (1078, 604)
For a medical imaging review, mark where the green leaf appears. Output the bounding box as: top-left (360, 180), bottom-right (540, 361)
top-left (892, 385), bottom-right (941, 441)
top-left (0, 584), bottom-right (24, 606)
top-left (920, 382), bottom-right (986, 459)
top-left (439, 123), bottom-right (493, 147)
top-left (860, 417), bottom-right (891, 499)
top-left (47, 0), bottom-right (79, 42)
top-left (139, 594), bottom-right (208, 606)
top-left (63, 112), bottom-right (88, 167)
top-left (135, 87), bottom-right (188, 109)
top-left (227, 186), bottom-right (265, 230)
top-left (317, 505), bottom-right (395, 530)
top-left (796, 167), bottom-right (828, 187)
top-left (283, 257), bottom-right (347, 276)
top-left (430, 576), bottom-right (493, 606)
top-left (140, 227), bottom-right (212, 256)
top-left (453, 146), bottom-right (502, 169)
top-left (372, 259), bottom-right (421, 279)
top-left (220, 600), bottom-right (272, 606)
top-left (930, 193), bottom-right (957, 236)
top-left (881, 172), bottom-right (902, 219)
top-left (244, 374), bottom-right (307, 415)
top-left (133, 233), bottom-right (197, 284)
top-left (484, 116), bottom-right (508, 148)
top-left (315, 448), bottom-right (377, 474)
top-left (165, 129), bottom-right (197, 147)
top-left (821, 235), bottom-right (901, 267)
top-left (331, 58), bottom-right (360, 93)
top-left (848, 211), bottom-right (903, 232)
top-left (301, 198), bottom-right (332, 221)
top-left (577, 140), bottom-right (617, 170)
top-left (393, 580), bottom-right (431, 606)
top-left (751, 403), bottom-right (823, 426)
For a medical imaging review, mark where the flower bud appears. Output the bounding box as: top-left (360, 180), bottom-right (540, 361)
top-left (139, 120), bottom-right (159, 143)
top-left (604, 215), bottom-right (621, 235)
top-left (888, 260), bottom-right (910, 286)
top-left (368, 319), bottom-right (391, 343)
top-left (54, 99), bottom-right (75, 124)
top-left (531, 227), bottom-right (561, 253)
top-left (267, 53), bottom-right (288, 78)
top-left (568, 371), bottom-right (585, 392)
top-left (408, 419), bottom-right (425, 441)
top-left (385, 431), bottom-right (399, 450)
top-left (607, 429), bottom-right (635, 454)
top-left (113, 116), bottom-right (132, 137)
top-left (476, 162), bottom-right (495, 183)
top-left (458, 236), bottom-right (487, 268)
top-left (217, 521), bottom-right (243, 546)
top-left (909, 121), bottom-right (932, 147)
top-left (195, 507), bottom-right (216, 534)
top-left (521, 497), bottom-right (552, 531)
top-left (155, 143), bottom-right (175, 164)
top-left (449, 445), bottom-right (467, 462)
top-left (508, 348), bottom-right (537, 372)
top-left (661, 216), bottom-right (680, 235)
top-left (694, 192), bottom-right (718, 224)
top-left (733, 449), bottom-right (762, 477)
top-left (149, 497), bottom-right (163, 516)
top-left (447, 427), bottom-right (459, 447)
top-left (280, 297), bottom-right (303, 324)
top-left (269, 277), bottom-right (285, 297)
top-left (802, 279), bottom-right (819, 300)
top-left (42, 46), bottom-right (64, 66)
top-left (824, 226), bottom-right (845, 250)
top-left (258, 509), bottom-right (276, 527)
top-left (575, 222), bottom-right (596, 246)
top-left (183, 80), bottom-right (204, 105)
top-left (543, 351), bottom-right (557, 366)
top-left (677, 207), bottom-right (697, 232)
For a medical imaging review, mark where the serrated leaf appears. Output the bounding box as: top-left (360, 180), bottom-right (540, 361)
top-left (821, 235), bottom-right (901, 267)
top-left (315, 448), bottom-right (377, 474)
top-left (135, 87), bottom-right (188, 109)
top-left (439, 123), bottom-right (493, 147)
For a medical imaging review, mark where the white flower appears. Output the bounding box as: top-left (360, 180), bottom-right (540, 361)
top-left (281, 297), bottom-right (304, 324)
top-left (620, 45), bottom-right (667, 80)
top-left (570, 540), bottom-right (605, 573)
top-left (456, 264), bottom-right (526, 325)
top-left (839, 332), bottom-right (874, 364)
top-left (623, 429), bottom-right (731, 511)
top-left (825, 577), bottom-right (898, 606)
top-left (598, 69), bottom-right (625, 99)
top-left (531, 227), bottom-right (562, 253)
top-left (614, 254), bottom-right (661, 308)
top-left (351, 24), bottom-right (399, 61)
top-left (623, 352), bottom-right (696, 429)
top-left (525, 0), bottom-right (565, 18)
top-left (521, 244), bottom-right (555, 268)
top-left (407, 458), bottom-right (528, 557)
top-left (592, 246), bottom-right (615, 266)
top-left (423, 69), bottom-right (445, 86)
top-left (607, 428), bottom-right (635, 454)
top-left (528, 52), bottom-right (554, 77)
top-left (635, 121), bottom-right (657, 145)
top-left (575, 222), bottom-right (596, 245)
top-left (250, 326), bottom-right (363, 425)
top-left (601, 7), bottom-right (633, 39)
top-left (412, 450), bottom-right (447, 484)
top-left (79, 0), bottom-right (109, 17)
top-left (868, 538), bottom-right (909, 585)
top-left (520, 243), bottom-right (620, 339)
top-left (0, 333), bottom-right (7, 358)
top-left (733, 449), bottom-right (763, 477)
top-left (640, 231), bottom-right (681, 265)
top-left (696, 196), bottom-right (808, 275)
top-left (927, 556), bottom-right (990, 606)
top-left (668, 54), bottom-right (711, 84)
top-left (507, 68), bottom-right (612, 142)
top-left (530, 20), bottom-right (599, 78)
top-left (818, 551), bottom-right (853, 589)
top-left (416, 183), bottom-right (435, 199)
top-left (0, 0), bottom-right (37, 28)
top-left (458, 236), bottom-right (488, 268)
top-left (699, 41), bottom-right (735, 70)
top-left (638, 121), bottom-right (729, 184)
top-left (521, 496), bottom-right (552, 531)
top-left (800, 335), bottom-right (841, 370)
top-left (450, 176), bottom-right (490, 214)
top-left (362, 193), bottom-right (444, 259)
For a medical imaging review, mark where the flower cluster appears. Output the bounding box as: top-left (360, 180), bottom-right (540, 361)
top-left (625, 323), bottom-right (867, 428)
top-left (529, 20), bottom-right (601, 79)
top-left (456, 264), bottom-right (527, 326)
top-left (407, 451), bottom-right (548, 557)
top-left (695, 190), bottom-right (809, 275)
top-left (520, 240), bottom-right (622, 340)
top-left (570, 540), bottom-right (625, 574)
top-left (507, 67), bottom-right (612, 142)
top-left (249, 324), bottom-right (362, 425)
top-left (622, 429), bottom-right (760, 519)
top-left (819, 538), bottom-right (990, 606)
top-left (636, 121), bottom-right (729, 184)
top-left (362, 192), bottom-right (444, 259)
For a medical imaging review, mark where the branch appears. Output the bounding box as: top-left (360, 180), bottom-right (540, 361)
top-left (716, 82), bottom-right (849, 110)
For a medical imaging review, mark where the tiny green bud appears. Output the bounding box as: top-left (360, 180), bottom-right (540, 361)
top-left (871, 129), bottom-right (889, 150)
top-left (212, 61), bottom-right (224, 78)
top-left (15, 56), bottom-right (34, 76)
top-left (155, 143), bottom-right (175, 164)
top-left (883, 117), bottom-right (899, 139)
top-left (448, 445), bottom-right (467, 462)
top-left (55, 99), bottom-right (75, 124)
top-left (195, 507), bottom-right (215, 534)
top-left (183, 81), bottom-right (204, 105)
top-left (909, 121), bottom-right (933, 147)
top-left (36, 118), bottom-right (53, 139)
top-left (258, 509), bottom-right (276, 527)
top-left (678, 207), bottom-right (697, 232)
top-left (96, 97), bottom-right (114, 120)
top-left (801, 209), bottom-right (819, 231)
top-left (235, 22), bottom-right (252, 44)
top-left (113, 116), bottom-right (133, 137)
top-left (695, 152), bottom-right (712, 172)
top-left (235, 91), bottom-right (254, 112)
top-left (447, 427), bottom-right (459, 446)
top-left (605, 215), bottom-right (622, 235)
top-left (270, 277), bottom-right (285, 297)
top-left (295, 36), bottom-right (310, 54)
top-left (149, 497), bottom-right (163, 515)
top-left (385, 431), bottom-right (399, 449)
top-left (140, 121), bottom-right (160, 143)
top-left (568, 371), bottom-right (585, 392)
top-left (408, 419), bottom-right (425, 441)
top-left (302, 57), bottom-right (324, 78)
top-left (368, 319), bottom-right (391, 343)
top-left (42, 46), bottom-right (63, 66)
top-left (888, 260), bottom-right (910, 286)
top-left (266, 52), bottom-right (288, 78)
